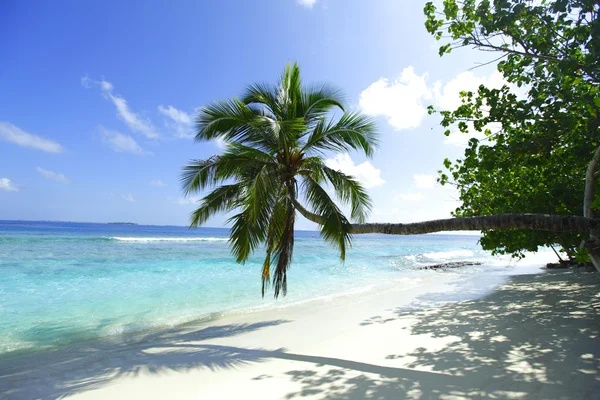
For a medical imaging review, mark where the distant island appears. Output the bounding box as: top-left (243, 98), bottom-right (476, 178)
top-left (107, 222), bottom-right (138, 225)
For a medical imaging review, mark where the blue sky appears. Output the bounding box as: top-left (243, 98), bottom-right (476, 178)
top-left (0, 0), bottom-right (506, 228)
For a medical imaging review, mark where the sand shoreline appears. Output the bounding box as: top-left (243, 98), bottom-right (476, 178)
top-left (1, 268), bottom-right (599, 399)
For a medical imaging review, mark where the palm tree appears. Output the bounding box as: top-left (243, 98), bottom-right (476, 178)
top-left (181, 63), bottom-right (378, 297)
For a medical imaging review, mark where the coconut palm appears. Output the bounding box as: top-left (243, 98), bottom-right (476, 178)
top-left (181, 63), bottom-right (378, 297)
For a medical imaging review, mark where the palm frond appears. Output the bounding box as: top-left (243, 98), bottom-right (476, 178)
top-left (196, 99), bottom-right (255, 141)
top-left (272, 193), bottom-right (295, 298)
top-left (242, 82), bottom-right (280, 118)
top-left (301, 112), bottom-right (378, 157)
top-left (181, 152), bottom-right (277, 195)
top-left (262, 188), bottom-right (287, 297)
top-left (303, 159), bottom-right (372, 223)
top-left (300, 83), bottom-right (345, 122)
top-left (227, 210), bottom-right (269, 263)
top-left (189, 184), bottom-right (244, 227)
top-left (227, 167), bottom-right (281, 263)
top-left (196, 99), bottom-right (278, 151)
top-left (300, 176), bottom-right (352, 261)
top-left (279, 62), bottom-right (303, 119)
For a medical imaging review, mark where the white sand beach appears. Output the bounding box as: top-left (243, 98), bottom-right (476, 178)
top-left (1, 268), bottom-right (599, 400)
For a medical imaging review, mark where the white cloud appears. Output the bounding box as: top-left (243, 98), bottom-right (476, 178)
top-left (325, 154), bottom-right (385, 189)
top-left (122, 194), bottom-right (135, 203)
top-left (150, 180), bottom-right (166, 186)
top-left (359, 68), bottom-right (511, 132)
top-left (82, 76), bottom-right (159, 139)
top-left (297, 0), bottom-right (318, 8)
top-left (359, 67), bottom-right (432, 130)
top-left (173, 196), bottom-right (201, 205)
top-left (394, 192), bottom-right (424, 201)
top-left (99, 126), bottom-right (152, 156)
top-left (36, 167), bottom-right (70, 184)
top-left (0, 178), bottom-right (19, 192)
top-left (413, 174), bottom-right (436, 189)
top-left (158, 105), bottom-right (195, 139)
top-left (0, 121), bottom-right (64, 153)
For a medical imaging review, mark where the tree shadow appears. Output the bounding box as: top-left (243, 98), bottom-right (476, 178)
top-left (2, 272), bottom-right (599, 399)
top-left (0, 319), bottom-right (290, 399)
top-left (282, 272), bottom-right (600, 399)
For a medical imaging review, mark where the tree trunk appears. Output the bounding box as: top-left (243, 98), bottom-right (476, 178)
top-left (583, 145), bottom-right (600, 219)
top-left (295, 198), bottom-right (600, 270)
top-left (293, 199), bottom-right (323, 225)
top-left (350, 214), bottom-right (600, 235)
top-left (295, 203), bottom-right (600, 236)
top-left (583, 144), bottom-right (600, 272)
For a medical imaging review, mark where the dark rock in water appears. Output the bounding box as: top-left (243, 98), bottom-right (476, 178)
top-left (420, 261), bottom-right (483, 270)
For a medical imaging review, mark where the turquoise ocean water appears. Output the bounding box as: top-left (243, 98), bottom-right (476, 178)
top-left (0, 220), bottom-right (550, 357)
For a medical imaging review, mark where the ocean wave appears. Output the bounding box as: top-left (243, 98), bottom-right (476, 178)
top-left (389, 250), bottom-right (479, 271)
top-left (0, 236), bottom-right (113, 243)
top-left (110, 237), bottom-right (229, 242)
top-left (422, 250), bottom-right (475, 260)
top-left (0, 236), bottom-right (229, 243)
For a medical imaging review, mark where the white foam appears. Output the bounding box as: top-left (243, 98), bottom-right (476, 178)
top-left (422, 250), bottom-right (475, 260)
top-left (110, 237), bottom-right (228, 242)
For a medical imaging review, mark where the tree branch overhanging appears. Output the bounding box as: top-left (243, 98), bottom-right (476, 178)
top-left (350, 214), bottom-right (600, 235)
top-left (293, 198), bottom-right (324, 225)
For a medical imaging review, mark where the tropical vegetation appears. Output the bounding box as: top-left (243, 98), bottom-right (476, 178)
top-left (423, 0), bottom-right (600, 263)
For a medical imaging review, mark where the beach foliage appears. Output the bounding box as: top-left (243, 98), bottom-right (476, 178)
top-left (182, 63), bottom-right (377, 297)
top-left (424, 0), bottom-right (600, 259)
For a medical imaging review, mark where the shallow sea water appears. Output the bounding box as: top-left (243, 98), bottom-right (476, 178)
top-left (0, 220), bottom-right (553, 356)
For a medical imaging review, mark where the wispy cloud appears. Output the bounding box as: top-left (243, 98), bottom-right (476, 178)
top-left (150, 180), bottom-right (166, 186)
top-left (158, 104), bottom-right (230, 150)
top-left (325, 154), bottom-right (385, 189)
top-left (0, 178), bottom-right (19, 192)
top-left (173, 196), bottom-right (201, 205)
top-left (0, 121), bottom-right (64, 153)
top-left (122, 193), bottom-right (135, 203)
top-left (36, 167), bottom-right (70, 184)
top-left (82, 76), bottom-right (160, 139)
top-left (297, 0), bottom-right (318, 8)
top-left (158, 105), bottom-right (195, 139)
top-left (99, 126), bottom-right (152, 156)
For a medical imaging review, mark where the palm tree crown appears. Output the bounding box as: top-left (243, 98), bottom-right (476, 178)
top-left (181, 63), bottom-right (378, 297)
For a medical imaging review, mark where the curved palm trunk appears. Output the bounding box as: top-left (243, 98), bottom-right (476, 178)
top-left (583, 144), bottom-right (600, 272)
top-left (293, 203), bottom-right (600, 234)
top-left (355, 215), bottom-right (600, 272)
top-left (295, 200), bottom-right (600, 270)
top-left (350, 214), bottom-right (600, 235)
top-left (293, 199), bottom-right (323, 224)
